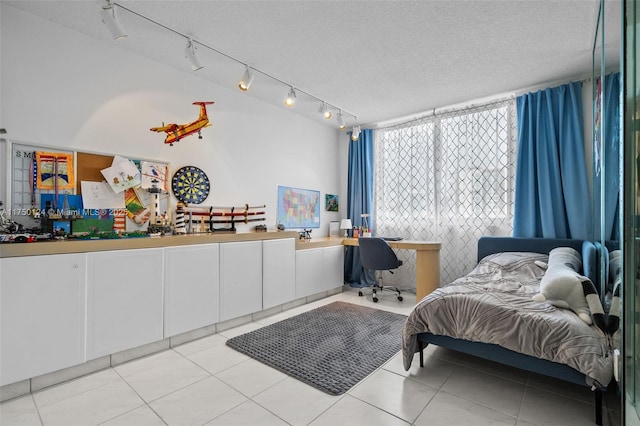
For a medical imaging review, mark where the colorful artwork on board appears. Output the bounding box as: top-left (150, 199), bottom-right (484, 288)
top-left (141, 161), bottom-right (168, 190)
top-left (124, 187), bottom-right (150, 229)
top-left (100, 156), bottom-right (141, 193)
top-left (36, 152), bottom-right (75, 189)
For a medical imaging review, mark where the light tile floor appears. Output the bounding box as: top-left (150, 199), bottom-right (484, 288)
top-left (0, 287), bottom-right (622, 426)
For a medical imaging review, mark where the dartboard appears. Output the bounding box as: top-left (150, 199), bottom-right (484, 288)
top-left (171, 166), bottom-right (210, 204)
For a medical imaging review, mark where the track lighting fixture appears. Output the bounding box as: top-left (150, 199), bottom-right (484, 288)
top-left (99, 3), bottom-right (357, 124)
top-left (100, 0), bottom-right (127, 40)
top-left (337, 111), bottom-right (346, 130)
top-left (184, 38), bottom-right (203, 71)
top-left (351, 125), bottom-right (361, 141)
top-left (318, 102), bottom-right (332, 120)
top-left (238, 66), bottom-right (255, 91)
top-left (284, 87), bottom-right (297, 107)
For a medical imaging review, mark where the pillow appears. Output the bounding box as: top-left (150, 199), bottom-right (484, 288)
top-left (532, 247), bottom-right (604, 327)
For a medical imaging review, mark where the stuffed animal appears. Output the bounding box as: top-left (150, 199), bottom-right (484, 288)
top-left (532, 247), bottom-right (606, 330)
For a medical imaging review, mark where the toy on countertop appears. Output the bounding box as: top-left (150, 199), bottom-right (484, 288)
top-left (299, 229), bottom-right (312, 241)
top-left (0, 209), bottom-right (20, 234)
top-left (146, 179), bottom-right (173, 235)
top-left (150, 101), bottom-right (214, 146)
top-left (0, 210), bottom-right (47, 243)
top-left (174, 202), bottom-right (187, 234)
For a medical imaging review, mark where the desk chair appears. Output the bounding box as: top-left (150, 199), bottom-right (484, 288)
top-left (358, 237), bottom-right (404, 302)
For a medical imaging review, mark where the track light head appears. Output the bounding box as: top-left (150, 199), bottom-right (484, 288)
top-left (184, 38), bottom-right (203, 71)
top-left (351, 125), bottom-right (361, 141)
top-left (318, 102), bottom-right (332, 119)
top-left (337, 111), bottom-right (346, 130)
top-left (100, 0), bottom-right (127, 40)
top-left (284, 87), bottom-right (297, 107)
top-left (238, 66), bottom-right (255, 91)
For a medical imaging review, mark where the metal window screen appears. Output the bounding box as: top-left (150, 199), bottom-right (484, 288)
top-left (374, 101), bottom-right (517, 288)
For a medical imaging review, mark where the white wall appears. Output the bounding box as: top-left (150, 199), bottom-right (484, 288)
top-left (0, 5), bottom-right (351, 235)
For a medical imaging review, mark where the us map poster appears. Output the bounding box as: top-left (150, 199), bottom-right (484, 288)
top-left (277, 186), bottom-right (320, 229)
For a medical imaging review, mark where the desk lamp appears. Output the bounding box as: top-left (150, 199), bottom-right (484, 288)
top-left (340, 219), bottom-right (352, 238)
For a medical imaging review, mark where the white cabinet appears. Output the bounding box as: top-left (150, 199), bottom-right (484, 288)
top-left (164, 244), bottom-right (220, 337)
top-left (323, 245), bottom-right (345, 289)
top-left (86, 248), bottom-right (164, 360)
top-left (0, 254), bottom-right (86, 386)
top-left (295, 245), bottom-right (344, 298)
top-left (296, 247), bottom-right (325, 298)
top-left (263, 238), bottom-right (295, 309)
top-left (0, 235), bottom-right (335, 387)
top-left (219, 241), bottom-right (262, 321)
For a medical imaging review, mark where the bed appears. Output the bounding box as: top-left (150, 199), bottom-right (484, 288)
top-left (402, 237), bottom-right (614, 426)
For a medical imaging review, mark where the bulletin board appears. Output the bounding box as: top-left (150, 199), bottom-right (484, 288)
top-left (76, 152), bottom-right (114, 193)
top-left (8, 142), bottom-right (169, 233)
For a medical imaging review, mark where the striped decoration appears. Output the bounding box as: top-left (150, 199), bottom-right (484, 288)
top-left (113, 215), bottom-right (126, 232)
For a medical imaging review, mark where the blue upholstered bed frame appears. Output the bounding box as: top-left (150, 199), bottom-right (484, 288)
top-left (416, 237), bottom-right (607, 425)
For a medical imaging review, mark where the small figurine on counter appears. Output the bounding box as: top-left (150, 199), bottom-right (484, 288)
top-left (174, 202), bottom-right (186, 234)
top-left (299, 228), bottom-right (312, 242)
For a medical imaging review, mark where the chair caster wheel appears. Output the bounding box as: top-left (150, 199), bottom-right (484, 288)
top-left (373, 297), bottom-right (379, 303)
top-left (398, 296), bottom-right (403, 301)
top-left (358, 291), bottom-right (363, 297)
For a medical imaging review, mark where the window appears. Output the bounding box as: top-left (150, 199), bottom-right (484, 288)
top-left (375, 101), bottom-right (517, 285)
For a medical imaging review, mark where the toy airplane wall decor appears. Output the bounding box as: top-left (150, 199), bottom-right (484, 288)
top-left (150, 101), bottom-right (214, 146)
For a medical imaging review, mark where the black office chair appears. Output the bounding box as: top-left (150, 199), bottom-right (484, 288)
top-left (358, 237), bottom-right (404, 302)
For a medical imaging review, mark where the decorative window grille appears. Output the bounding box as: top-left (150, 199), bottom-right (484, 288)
top-left (374, 101), bottom-right (517, 287)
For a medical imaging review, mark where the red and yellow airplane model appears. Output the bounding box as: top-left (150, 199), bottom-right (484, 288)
top-left (150, 101), bottom-right (214, 146)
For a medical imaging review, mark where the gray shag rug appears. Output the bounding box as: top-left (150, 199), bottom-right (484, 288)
top-left (225, 301), bottom-right (407, 395)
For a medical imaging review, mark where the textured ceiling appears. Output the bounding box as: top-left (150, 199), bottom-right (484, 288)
top-left (2, 0), bottom-right (622, 129)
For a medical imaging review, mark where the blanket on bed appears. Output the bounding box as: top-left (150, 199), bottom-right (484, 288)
top-left (402, 251), bottom-right (613, 386)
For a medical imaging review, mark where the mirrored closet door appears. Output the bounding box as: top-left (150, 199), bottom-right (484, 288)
top-left (624, 0), bottom-right (640, 423)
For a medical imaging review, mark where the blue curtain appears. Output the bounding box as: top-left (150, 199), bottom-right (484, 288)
top-left (513, 81), bottom-right (592, 240)
top-left (594, 72), bottom-right (621, 241)
top-left (344, 128), bottom-right (375, 287)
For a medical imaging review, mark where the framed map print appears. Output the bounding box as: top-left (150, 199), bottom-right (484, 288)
top-left (277, 186), bottom-right (320, 229)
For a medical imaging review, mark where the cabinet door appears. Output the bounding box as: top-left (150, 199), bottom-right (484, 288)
top-left (295, 248), bottom-right (325, 298)
top-left (219, 241), bottom-right (262, 321)
top-left (263, 238), bottom-right (295, 309)
top-left (323, 245), bottom-right (345, 291)
top-left (164, 244), bottom-right (220, 337)
top-left (86, 248), bottom-right (163, 360)
top-left (1, 254), bottom-right (86, 386)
